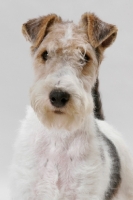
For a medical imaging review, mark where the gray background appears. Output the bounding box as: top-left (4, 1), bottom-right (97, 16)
top-left (0, 0), bottom-right (133, 199)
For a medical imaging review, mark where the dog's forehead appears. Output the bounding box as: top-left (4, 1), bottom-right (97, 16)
top-left (41, 21), bottom-right (92, 52)
top-left (50, 21), bottom-right (87, 39)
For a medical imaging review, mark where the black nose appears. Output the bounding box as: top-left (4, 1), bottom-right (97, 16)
top-left (49, 90), bottom-right (70, 108)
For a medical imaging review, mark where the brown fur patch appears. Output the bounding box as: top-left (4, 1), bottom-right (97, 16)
top-left (22, 14), bottom-right (62, 52)
top-left (81, 13), bottom-right (117, 50)
top-left (32, 22), bottom-right (98, 84)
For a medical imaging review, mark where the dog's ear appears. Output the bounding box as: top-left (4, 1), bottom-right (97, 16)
top-left (80, 13), bottom-right (117, 50)
top-left (22, 14), bottom-right (62, 50)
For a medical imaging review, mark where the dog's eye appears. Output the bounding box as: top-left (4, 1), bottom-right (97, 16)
top-left (42, 51), bottom-right (48, 61)
top-left (80, 54), bottom-right (90, 64)
top-left (84, 54), bottom-right (90, 62)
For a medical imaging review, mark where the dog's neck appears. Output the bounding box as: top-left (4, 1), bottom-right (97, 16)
top-left (27, 106), bottom-right (97, 150)
top-left (44, 113), bottom-right (96, 145)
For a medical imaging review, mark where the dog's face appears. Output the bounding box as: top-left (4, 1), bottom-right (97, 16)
top-left (30, 22), bottom-right (98, 130)
top-left (22, 13), bottom-right (117, 131)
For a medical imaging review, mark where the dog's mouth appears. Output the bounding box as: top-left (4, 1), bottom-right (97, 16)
top-left (53, 110), bottom-right (64, 114)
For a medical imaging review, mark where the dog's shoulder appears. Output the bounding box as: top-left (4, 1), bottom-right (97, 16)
top-left (96, 119), bottom-right (132, 158)
top-left (96, 119), bottom-right (122, 140)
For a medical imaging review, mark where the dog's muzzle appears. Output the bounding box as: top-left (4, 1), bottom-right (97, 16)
top-left (49, 89), bottom-right (70, 108)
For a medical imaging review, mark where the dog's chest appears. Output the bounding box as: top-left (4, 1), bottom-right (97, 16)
top-left (34, 132), bottom-right (99, 199)
top-left (43, 143), bottom-right (77, 190)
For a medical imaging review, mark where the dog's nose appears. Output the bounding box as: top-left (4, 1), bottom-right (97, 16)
top-left (49, 89), bottom-right (70, 108)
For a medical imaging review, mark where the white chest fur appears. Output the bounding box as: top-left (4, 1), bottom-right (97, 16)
top-left (11, 107), bottom-right (109, 200)
top-left (33, 132), bottom-right (102, 200)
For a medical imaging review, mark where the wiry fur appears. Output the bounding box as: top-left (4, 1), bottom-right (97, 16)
top-left (92, 79), bottom-right (104, 120)
top-left (10, 13), bottom-right (133, 200)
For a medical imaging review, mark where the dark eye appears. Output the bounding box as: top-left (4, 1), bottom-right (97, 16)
top-left (42, 51), bottom-right (48, 61)
top-left (84, 54), bottom-right (90, 62)
top-left (80, 53), bottom-right (90, 64)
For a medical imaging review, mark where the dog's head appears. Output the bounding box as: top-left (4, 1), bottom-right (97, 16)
top-left (22, 13), bottom-right (117, 131)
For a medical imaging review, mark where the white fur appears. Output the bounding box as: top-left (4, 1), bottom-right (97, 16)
top-left (10, 106), bottom-right (133, 200)
top-left (60, 23), bottom-right (73, 44)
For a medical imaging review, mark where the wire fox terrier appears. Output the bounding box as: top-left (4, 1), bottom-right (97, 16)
top-left (10, 13), bottom-right (133, 200)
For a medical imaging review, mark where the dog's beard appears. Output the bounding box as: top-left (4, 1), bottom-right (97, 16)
top-left (30, 91), bottom-right (94, 131)
top-left (30, 73), bottom-right (94, 131)
top-left (40, 110), bottom-right (82, 131)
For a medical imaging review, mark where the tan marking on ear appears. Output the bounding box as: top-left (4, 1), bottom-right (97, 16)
top-left (22, 14), bottom-right (62, 51)
top-left (80, 12), bottom-right (118, 50)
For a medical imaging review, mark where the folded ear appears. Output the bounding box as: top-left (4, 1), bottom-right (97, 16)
top-left (80, 13), bottom-right (117, 50)
top-left (22, 14), bottom-right (62, 50)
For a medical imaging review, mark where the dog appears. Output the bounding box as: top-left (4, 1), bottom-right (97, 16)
top-left (10, 13), bottom-right (133, 200)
